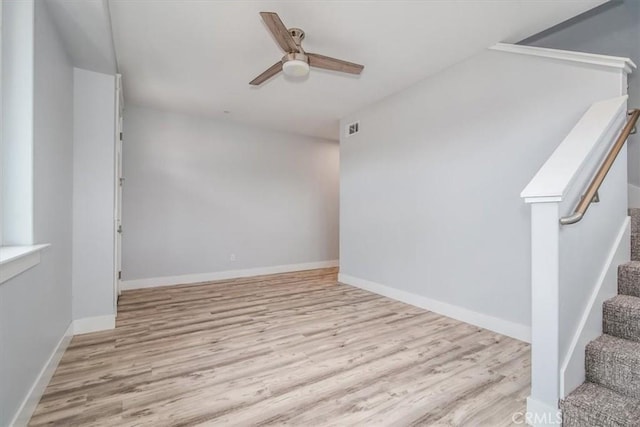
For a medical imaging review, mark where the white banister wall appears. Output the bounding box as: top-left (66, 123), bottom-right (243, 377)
top-left (522, 95), bottom-right (632, 424)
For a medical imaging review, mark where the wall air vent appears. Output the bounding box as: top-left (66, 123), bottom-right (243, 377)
top-left (346, 121), bottom-right (360, 137)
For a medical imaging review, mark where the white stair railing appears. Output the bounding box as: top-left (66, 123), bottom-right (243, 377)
top-left (521, 95), bottom-right (632, 424)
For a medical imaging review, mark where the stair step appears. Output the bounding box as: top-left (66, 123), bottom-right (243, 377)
top-left (561, 382), bottom-right (640, 427)
top-left (586, 334), bottom-right (640, 399)
top-left (619, 261), bottom-right (640, 297)
top-left (631, 208), bottom-right (640, 262)
top-left (603, 295), bottom-right (640, 342)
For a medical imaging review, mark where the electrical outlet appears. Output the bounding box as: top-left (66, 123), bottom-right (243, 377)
top-left (229, 253), bottom-right (236, 262)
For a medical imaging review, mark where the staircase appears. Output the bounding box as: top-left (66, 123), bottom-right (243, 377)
top-left (561, 209), bottom-right (640, 426)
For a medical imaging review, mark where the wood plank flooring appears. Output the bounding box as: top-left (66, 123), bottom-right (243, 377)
top-left (29, 268), bottom-right (530, 426)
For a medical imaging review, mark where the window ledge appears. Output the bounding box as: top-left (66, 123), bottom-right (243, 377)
top-left (0, 244), bottom-right (50, 284)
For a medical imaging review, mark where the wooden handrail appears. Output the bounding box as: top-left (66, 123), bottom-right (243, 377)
top-left (560, 108), bottom-right (640, 225)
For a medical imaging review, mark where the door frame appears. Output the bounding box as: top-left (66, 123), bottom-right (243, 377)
top-left (113, 74), bottom-right (124, 313)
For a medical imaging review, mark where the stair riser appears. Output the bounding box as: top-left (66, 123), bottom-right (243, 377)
top-left (618, 264), bottom-right (640, 297)
top-left (603, 304), bottom-right (640, 343)
top-left (603, 317), bottom-right (640, 342)
top-left (586, 350), bottom-right (640, 399)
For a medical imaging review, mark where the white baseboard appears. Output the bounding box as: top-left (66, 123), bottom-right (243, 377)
top-left (73, 315), bottom-right (116, 335)
top-left (338, 273), bottom-right (531, 343)
top-left (120, 260), bottom-right (339, 291)
top-left (525, 396), bottom-right (562, 426)
top-left (560, 217), bottom-right (630, 397)
top-left (629, 183), bottom-right (640, 208)
top-left (10, 316), bottom-right (117, 425)
top-left (10, 322), bottom-right (74, 427)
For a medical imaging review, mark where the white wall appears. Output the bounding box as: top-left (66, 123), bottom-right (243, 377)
top-left (558, 118), bottom-right (629, 367)
top-left (523, 0), bottom-right (640, 193)
top-left (1, 0), bottom-right (34, 245)
top-left (630, 182), bottom-right (640, 207)
top-left (72, 68), bottom-right (116, 320)
top-left (339, 48), bottom-right (625, 336)
top-left (122, 106), bottom-right (339, 281)
top-left (0, 1), bottom-right (74, 424)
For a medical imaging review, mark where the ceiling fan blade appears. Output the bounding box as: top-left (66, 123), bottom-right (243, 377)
top-left (249, 61), bottom-right (283, 86)
top-left (260, 12), bottom-right (299, 53)
top-left (307, 53), bottom-right (364, 75)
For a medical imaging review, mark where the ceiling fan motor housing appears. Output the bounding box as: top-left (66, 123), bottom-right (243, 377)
top-left (288, 28), bottom-right (305, 45)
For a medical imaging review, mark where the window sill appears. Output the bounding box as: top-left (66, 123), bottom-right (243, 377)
top-left (0, 244), bottom-right (50, 284)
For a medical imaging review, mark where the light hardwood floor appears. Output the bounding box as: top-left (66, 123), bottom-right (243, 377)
top-left (29, 268), bottom-right (530, 426)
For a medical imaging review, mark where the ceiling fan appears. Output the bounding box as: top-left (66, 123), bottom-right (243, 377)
top-left (250, 12), bottom-right (364, 86)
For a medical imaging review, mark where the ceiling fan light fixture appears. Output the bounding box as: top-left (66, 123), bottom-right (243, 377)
top-left (282, 59), bottom-right (310, 77)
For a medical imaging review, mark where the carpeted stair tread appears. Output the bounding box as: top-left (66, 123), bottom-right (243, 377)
top-left (561, 382), bottom-right (640, 427)
top-left (603, 295), bottom-right (640, 342)
top-left (586, 334), bottom-right (640, 399)
top-left (631, 208), bottom-right (640, 261)
top-left (618, 261), bottom-right (640, 297)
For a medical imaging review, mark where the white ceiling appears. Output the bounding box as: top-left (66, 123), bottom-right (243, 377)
top-left (49, 0), bottom-right (608, 140)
